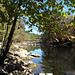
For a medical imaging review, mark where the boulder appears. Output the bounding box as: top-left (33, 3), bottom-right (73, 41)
top-left (31, 53), bottom-right (41, 57)
top-left (19, 53), bottom-right (27, 58)
top-left (14, 50), bottom-right (28, 58)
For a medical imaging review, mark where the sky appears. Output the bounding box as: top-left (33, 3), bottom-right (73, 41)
top-left (25, 25), bottom-right (43, 35)
top-left (63, 5), bottom-right (75, 15)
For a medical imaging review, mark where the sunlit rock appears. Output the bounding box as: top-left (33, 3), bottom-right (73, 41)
top-left (31, 53), bottom-right (41, 57)
top-left (46, 73), bottom-right (53, 75)
top-left (14, 45), bottom-right (19, 49)
top-left (28, 56), bottom-right (34, 60)
top-left (28, 61), bottom-right (33, 64)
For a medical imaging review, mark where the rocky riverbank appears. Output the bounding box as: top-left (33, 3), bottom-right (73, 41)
top-left (0, 42), bottom-right (41, 75)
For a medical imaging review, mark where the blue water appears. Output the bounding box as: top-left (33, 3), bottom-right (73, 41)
top-left (30, 49), bottom-right (42, 64)
top-left (29, 49), bottom-right (45, 74)
top-left (29, 46), bottom-right (75, 75)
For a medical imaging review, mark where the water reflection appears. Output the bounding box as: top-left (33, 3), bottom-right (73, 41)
top-left (24, 45), bottom-right (40, 51)
top-left (41, 45), bottom-right (75, 75)
top-left (24, 44), bottom-right (75, 75)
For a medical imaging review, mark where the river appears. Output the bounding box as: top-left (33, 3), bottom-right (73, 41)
top-left (25, 43), bottom-right (75, 75)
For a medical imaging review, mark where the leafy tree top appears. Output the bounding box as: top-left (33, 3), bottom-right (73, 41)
top-left (0, 0), bottom-right (75, 33)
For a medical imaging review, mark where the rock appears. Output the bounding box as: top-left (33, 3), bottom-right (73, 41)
top-left (24, 70), bottom-right (26, 72)
top-left (25, 71), bottom-right (29, 75)
top-left (15, 64), bottom-right (24, 71)
top-left (29, 74), bottom-right (33, 75)
top-left (20, 49), bottom-right (30, 55)
top-left (9, 73), bottom-right (13, 75)
top-left (0, 66), bottom-right (8, 74)
top-left (14, 54), bottom-right (20, 57)
top-left (12, 70), bottom-right (24, 75)
top-left (19, 54), bottom-right (27, 58)
top-left (31, 53), bottom-right (41, 57)
top-left (3, 43), bottom-right (41, 75)
top-left (0, 45), bottom-right (1, 49)
top-left (46, 73), bottom-right (53, 75)
top-left (28, 56), bottom-right (34, 60)
top-left (35, 54), bottom-right (41, 57)
top-left (31, 53), bottom-right (35, 56)
top-left (5, 64), bottom-right (15, 73)
top-left (22, 66), bottom-right (27, 70)
top-left (24, 62), bottom-right (28, 66)
top-left (4, 61), bottom-right (8, 64)
top-left (16, 56), bottom-right (21, 62)
top-left (28, 61), bottom-right (33, 64)
top-left (14, 45), bottom-right (19, 49)
top-left (39, 73), bottom-right (45, 75)
top-left (28, 69), bottom-right (32, 73)
top-left (27, 61), bottom-right (38, 69)
top-left (14, 51), bottom-right (27, 58)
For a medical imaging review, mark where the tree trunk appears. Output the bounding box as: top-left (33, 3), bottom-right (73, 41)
top-left (0, 16), bottom-right (17, 66)
top-left (4, 25), bottom-right (8, 44)
top-left (74, 16), bottom-right (75, 22)
top-left (1, 23), bottom-right (6, 56)
top-left (1, 24), bottom-right (9, 56)
top-left (2, 23), bottom-right (6, 43)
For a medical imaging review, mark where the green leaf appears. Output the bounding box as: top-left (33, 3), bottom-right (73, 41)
top-left (0, 0), bottom-right (3, 2)
top-left (70, 36), bottom-right (75, 39)
top-left (71, 10), bottom-right (75, 13)
top-left (40, 14), bottom-right (42, 17)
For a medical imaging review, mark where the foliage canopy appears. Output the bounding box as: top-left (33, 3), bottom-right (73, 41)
top-left (0, 0), bottom-right (75, 34)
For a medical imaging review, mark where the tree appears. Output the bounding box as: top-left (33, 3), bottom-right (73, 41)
top-left (0, 23), bottom-right (3, 42)
top-left (0, 0), bottom-right (48, 65)
top-left (0, 0), bottom-right (75, 65)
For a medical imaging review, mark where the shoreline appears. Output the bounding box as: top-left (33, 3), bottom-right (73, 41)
top-left (0, 42), bottom-right (41, 75)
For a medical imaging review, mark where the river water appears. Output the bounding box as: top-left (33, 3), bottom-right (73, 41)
top-left (25, 44), bottom-right (75, 75)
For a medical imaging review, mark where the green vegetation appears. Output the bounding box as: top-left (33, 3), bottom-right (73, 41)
top-left (24, 45), bottom-right (40, 52)
top-left (0, 23), bottom-right (3, 41)
top-left (0, 21), bottom-right (41, 42)
top-left (41, 15), bottom-right (75, 46)
top-left (12, 21), bottom-right (41, 42)
top-left (13, 28), bottom-right (41, 42)
top-left (0, 0), bottom-right (75, 66)
top-left (41, 44), bottom-right (75, 75)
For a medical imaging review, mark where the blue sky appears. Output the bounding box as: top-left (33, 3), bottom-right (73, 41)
top-left (63, 5), bottom-right (75, 15)
top-left (25, 25), bottom-right (43, 35)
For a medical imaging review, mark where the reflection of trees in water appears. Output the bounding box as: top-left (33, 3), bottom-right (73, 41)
top-left (41, 45), bottom-right (75, 75)
top-left (24, 45), bottom-right (40, 51)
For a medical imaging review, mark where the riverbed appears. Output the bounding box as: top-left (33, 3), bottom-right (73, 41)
top-left (25, 44), bottom-right (75, 75)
